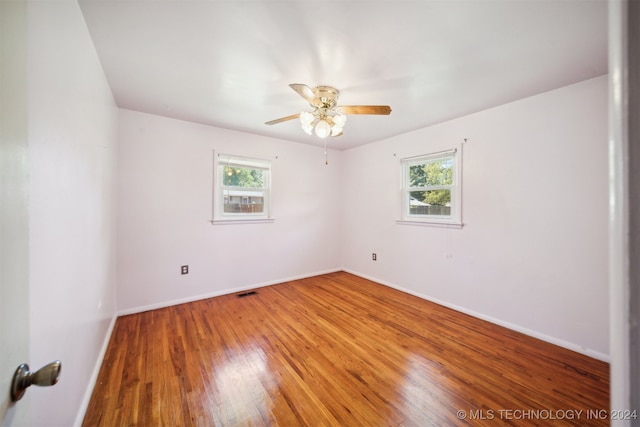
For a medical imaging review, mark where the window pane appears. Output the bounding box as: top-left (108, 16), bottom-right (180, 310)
top-left (215, 153), bottom-right (271, 221)
top-left (409, 159), bottom-right (453, 186)
top-left (401, 149), bottom-right (461, 224)
top-left (222, 166), bottom-right (264, 187)
top-left (222, 189), bottom-right (265, 214)
top-left (409, 190), bottom-right (451, 216)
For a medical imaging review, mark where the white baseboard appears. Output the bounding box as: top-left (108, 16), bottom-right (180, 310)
top-left (342, 268), bottom-right (610, 363)
top-left (117, 268), bottom-right (343, 317)
top-left (73, 313), bottom-right (118, 427)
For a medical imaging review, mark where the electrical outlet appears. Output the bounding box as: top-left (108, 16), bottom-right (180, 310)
top-left (181, 265), bottom-right (189, 275)
top-left (372, 253), bottom-right (377, 261)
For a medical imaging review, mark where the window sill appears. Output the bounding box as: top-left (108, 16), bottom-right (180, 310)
top-left (396, 219), bottom-right (463, 229)
top-left (211, 218), bottom-right (275, 225)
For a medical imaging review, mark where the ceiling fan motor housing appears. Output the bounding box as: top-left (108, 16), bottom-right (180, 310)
top-left (310, 86), bottom-right (339, 109)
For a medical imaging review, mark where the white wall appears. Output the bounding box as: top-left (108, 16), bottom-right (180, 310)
top-left (117, 109), bottom-right (343, 313)
top-left (27, 1), bottom-right (118, 425)
top-left (341, 76), bottom-right (609, 359)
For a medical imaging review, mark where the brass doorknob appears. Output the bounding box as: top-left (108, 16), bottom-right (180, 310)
top-left (11, 360), bottom-right (61, 402)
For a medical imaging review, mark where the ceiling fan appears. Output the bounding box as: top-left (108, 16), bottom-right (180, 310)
top-left (265, 84), bottom-right (392, 138)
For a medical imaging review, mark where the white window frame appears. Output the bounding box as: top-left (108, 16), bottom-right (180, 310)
top-left (398, 146), bottom-right (462, 228)
top-left (212, 152), bottom-right (273, 224)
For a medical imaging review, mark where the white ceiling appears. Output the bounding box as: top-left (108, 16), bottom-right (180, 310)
top-left (78, 0), bottom-right (608, 151)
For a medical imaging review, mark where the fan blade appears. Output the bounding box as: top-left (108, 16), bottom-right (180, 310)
top-left (340, 105), bottom-right (392, 115)
top-left (289, 84), bottom-right (315, 102)
top-left (265, 113), bottom-right (301, 125)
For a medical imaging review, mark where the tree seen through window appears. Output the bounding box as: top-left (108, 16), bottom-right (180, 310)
top-left (409, 159), bottom-right (452, 206)
top-left (223, 166), bottom-right (264, 188)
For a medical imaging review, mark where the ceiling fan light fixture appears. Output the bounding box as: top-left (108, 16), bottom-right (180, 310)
top-left (330, 113), bottom-right (346, 136)
top-left (333, 113), bottom-right (346, 127)
top-left (300, 111), bottom-right (314, 124)
top-left (302, 124), bottom-right (313, 135)
top-left (299, 111), bottom-right (315, 135)
top-left (314, 119), bottom-right (331, 138)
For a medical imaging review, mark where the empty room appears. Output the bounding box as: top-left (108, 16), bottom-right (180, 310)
top-left (2, 0), bottom-right (636, 426)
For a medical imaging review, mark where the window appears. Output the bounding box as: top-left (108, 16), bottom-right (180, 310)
top-left (213, 153), bottom-right (272, 223)
top-left (400, 148), bottom-right (462, 226)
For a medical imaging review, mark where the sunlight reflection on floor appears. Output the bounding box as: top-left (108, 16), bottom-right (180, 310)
top-left (213, 348), bottom-right (273, 423)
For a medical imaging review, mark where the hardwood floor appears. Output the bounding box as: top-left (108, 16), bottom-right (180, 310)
top-left (83, 272), bottom-right (609, 426)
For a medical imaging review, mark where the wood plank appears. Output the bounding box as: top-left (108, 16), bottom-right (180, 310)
top-left (83, 272), bottom-right (609, 426)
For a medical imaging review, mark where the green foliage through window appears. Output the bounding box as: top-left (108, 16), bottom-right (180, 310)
top-left (409, 159), bottom-right (452, 206)
top-left (223, 166), bottom-right (264, 188)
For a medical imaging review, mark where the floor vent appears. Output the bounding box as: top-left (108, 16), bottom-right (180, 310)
top-left (237, 291), bottom-right (257, 298)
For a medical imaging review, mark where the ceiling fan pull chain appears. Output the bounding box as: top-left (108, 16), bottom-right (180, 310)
top-left (324, 140), bottom-right (328, 165)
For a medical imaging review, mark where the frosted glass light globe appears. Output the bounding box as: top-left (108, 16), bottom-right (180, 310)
top-left (314, 120), bottom-right (331, 138)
